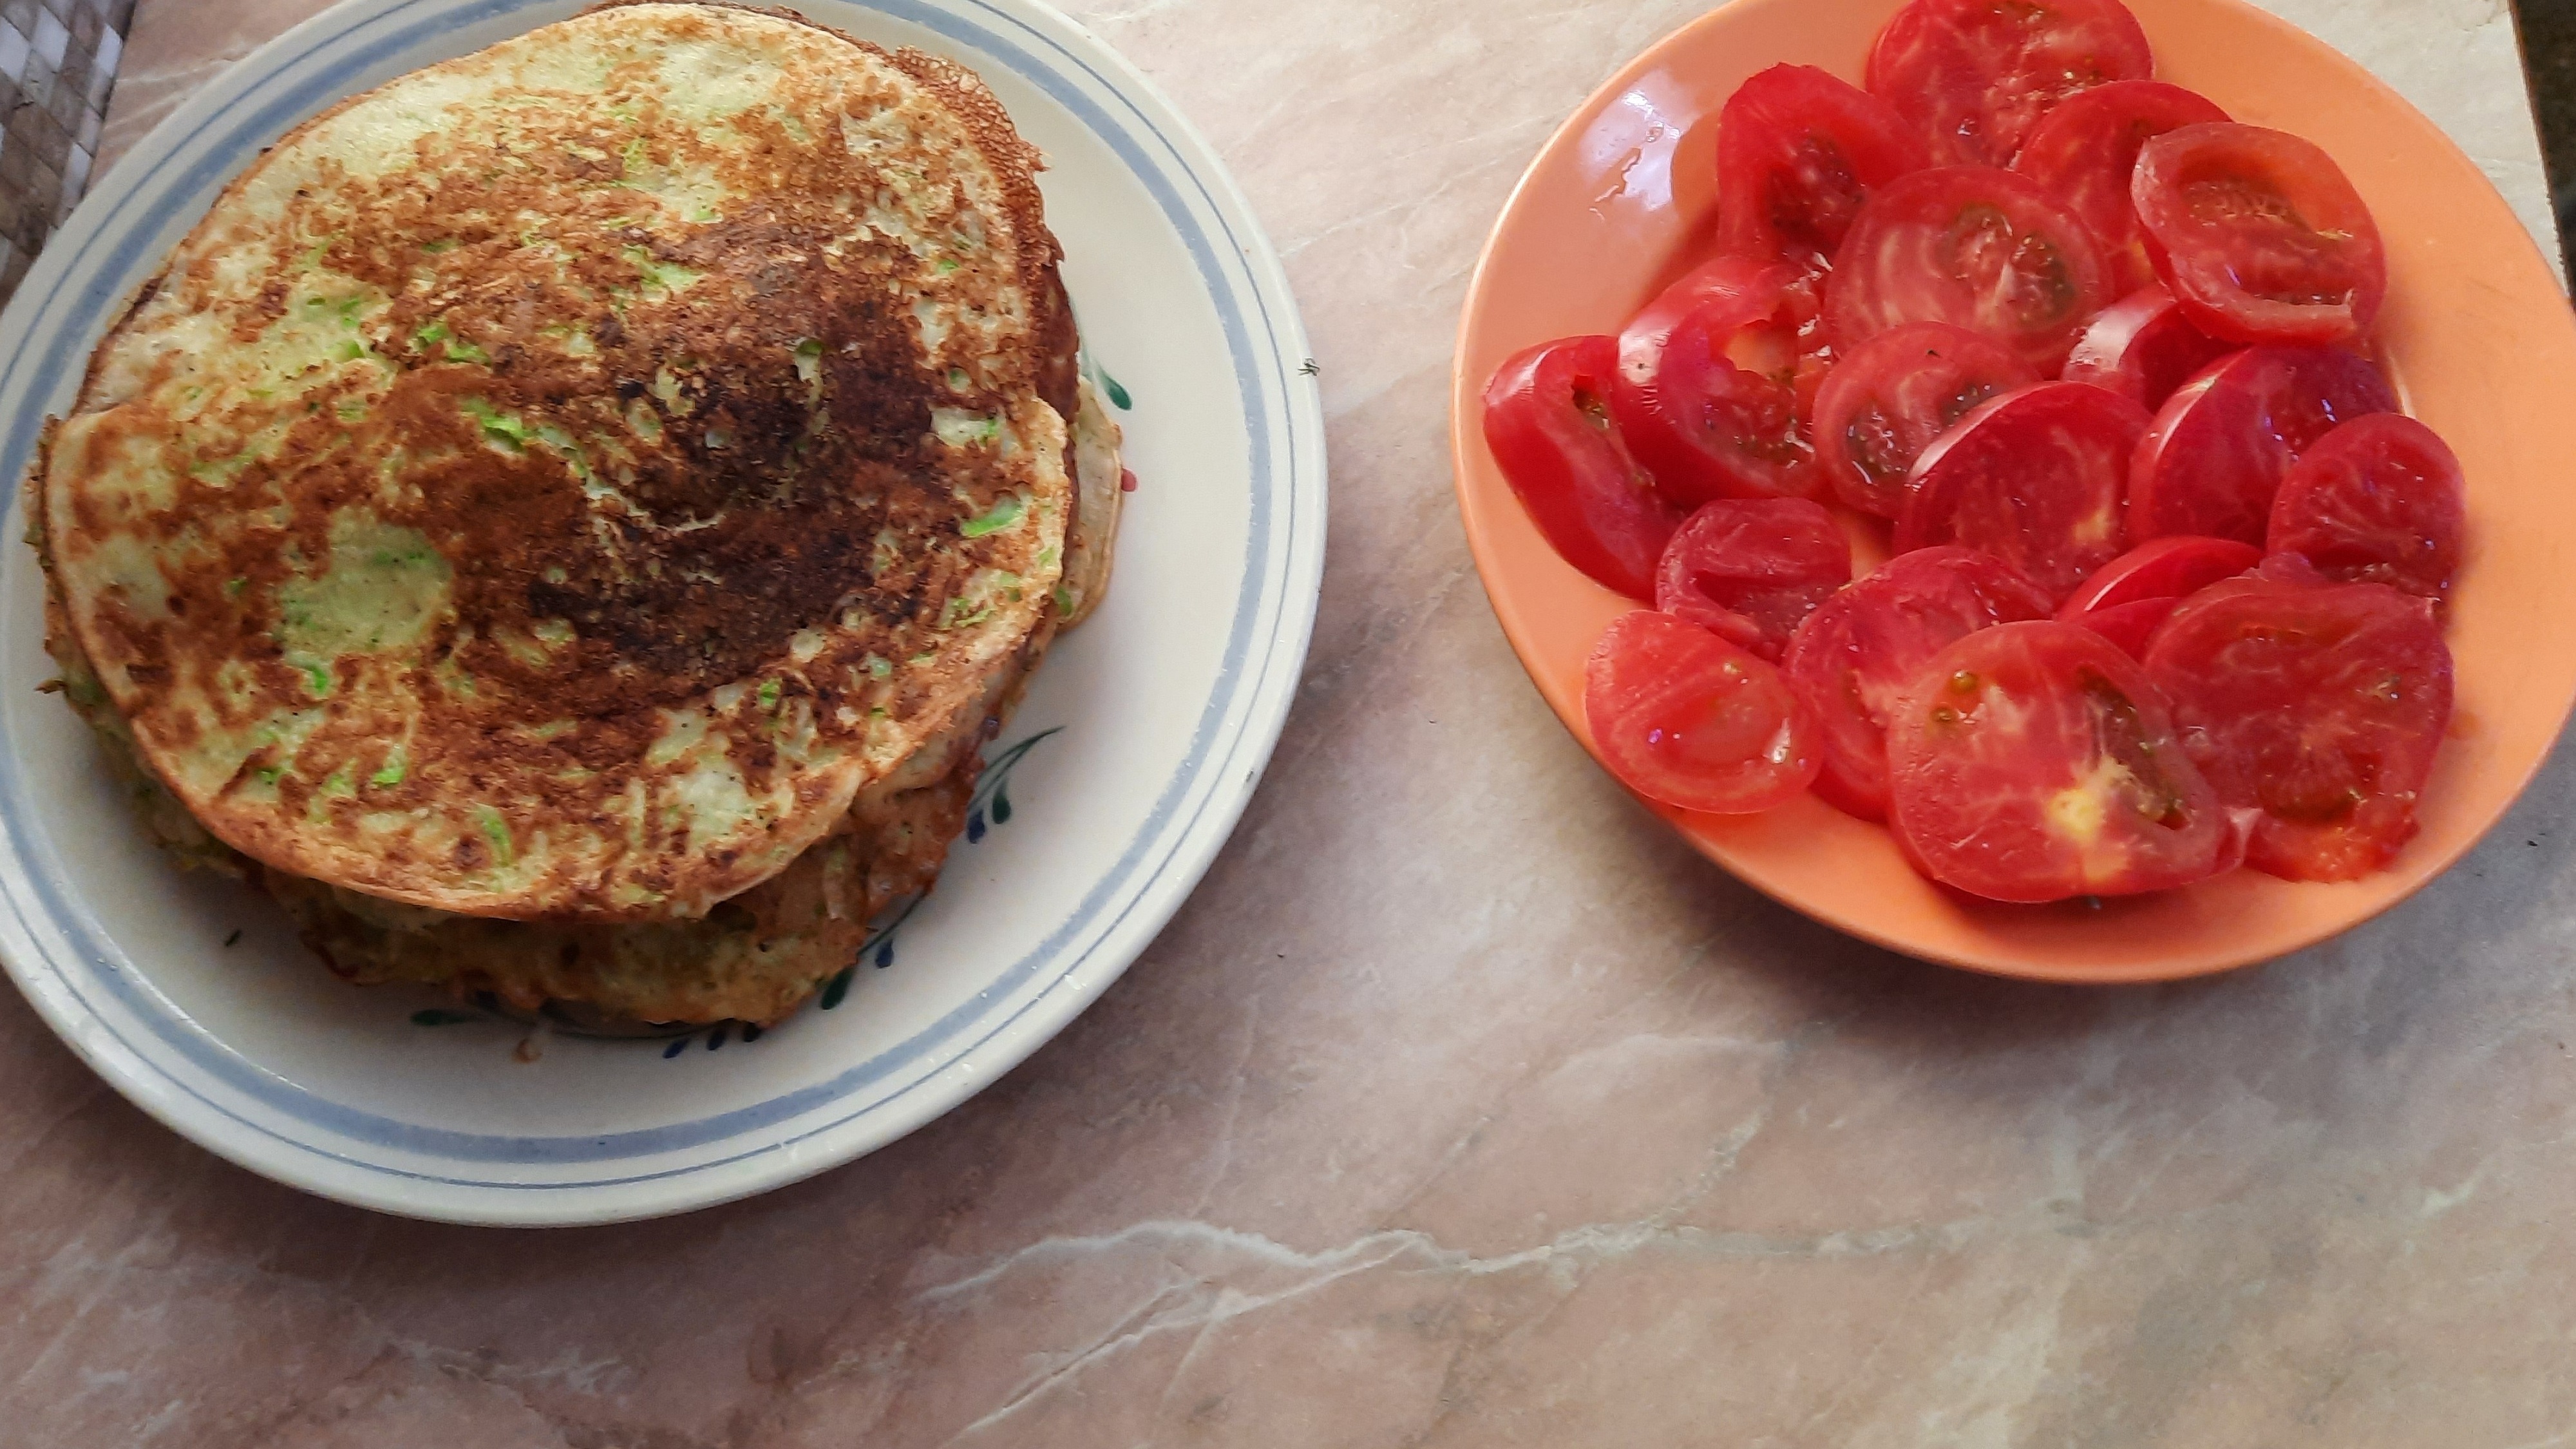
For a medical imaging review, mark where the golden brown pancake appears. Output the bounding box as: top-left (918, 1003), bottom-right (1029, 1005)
top-left (28, 1), bottom-right (1128, 1023)
top-left (40, 1), bottom-right (1078, 923)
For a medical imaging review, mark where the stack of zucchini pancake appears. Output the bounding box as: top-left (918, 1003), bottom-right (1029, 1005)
top-left (27, 1), bottom-right (1124, 1025)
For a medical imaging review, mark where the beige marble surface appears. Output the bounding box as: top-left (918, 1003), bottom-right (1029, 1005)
top-left (9, 0), bottom-right (2572, 1444)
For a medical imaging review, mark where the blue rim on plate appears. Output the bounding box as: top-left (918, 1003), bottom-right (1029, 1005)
top-left (0, 0), bottom-right (1325, 1224)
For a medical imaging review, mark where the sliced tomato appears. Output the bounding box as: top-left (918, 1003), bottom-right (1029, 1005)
top-left (1792, 352), bottom-right (1832, 419)
top-left (1826, 166), bottom-right (2110, 371)
top-left (2058, 535), bottom-right (2259, 619)
top-left (2134, 122), bottom-right (2388, 346)
top-left (2266, 413), bottom-right (2466, 605)
top-left (1655, 498), bottom-right (1853, 661)
top-left (2014, 82), bottom-right (2231, 296)
top-left (1483, 336), bottom-right (1683, 600)
top-left (1896, 381), bottom-right (2149, 603)
top-left (1886, 620), bottom-right (2239, 902)
top-left (2144, 571), bottom-right (2452, 880)
top-left (1782, 545), bottom-right (2055, 821)
top-left (2056, 535), bottom-right (2259, 657)
top-left (1613, 256), bottom-right (1818, 505)
top-left (1716, 64), bottom-right (1933, 277)
top-left (1866, 0), bottom-right (2155, 167)
top-left (2128, 345), bottom-right (2398, 546)
top-left (1584, 611), bottom-right (1822, 813)
top-left (1812, 321), bottom-right (2040, 518)
top-left (2060, 284), bottom-right (2234, 410)
top-left (2070, 597), bottom-right (2184, 659)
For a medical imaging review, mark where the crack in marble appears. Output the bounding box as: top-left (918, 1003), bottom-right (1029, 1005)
top-left (934, 1278), bottom-right (1202, 1443)
top-left (927, 1239), bottom-right (1420, 1444)
top-left (909, 1173), bottom-right (2097, 1442)
top-left (1187, 992), bottom-right (1264, 1217)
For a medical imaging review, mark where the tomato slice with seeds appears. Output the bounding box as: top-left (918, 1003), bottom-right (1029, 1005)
top-left (2134, 122), bottom-right (2388, 346)
top-left (1584, 611), bottom-right (1823, 814)
top-left (2144, 570), bottom-right (2452, 881)
top-left (2055, 535), bottom-right (2260, 656)
top-left (1613, 256), bottom-right (1819, 505)
top-left (1826, 166), bottom-right (2110, 371)
top-left (2014, 82), bottom-right (2231, 296)
top-left (1812, 321), bottom-right (2040, 518)
top-left (2128, 345), bottom-right (2398, 546)
top-left (1655, 498), bottom-right (1853, 661)
top-left (1887, 620), bottom-right (2239, 902)
top-left (1716, 64), bottom-right (1933, 277)
top-left (1782, 545), bottom-right (2055, 822)
top-left (1482, 335), bottom-right (1684, 600)
top-left (1866, 0), bottom-right (2155, 167)
top-left (1896, 381), bottom-right (2150, 603)
top-left (2266, 413), bottom-right (2466, 606)
top-left (2059, 284), bottom-right (2234, 411)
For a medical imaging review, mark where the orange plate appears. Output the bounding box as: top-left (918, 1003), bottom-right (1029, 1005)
top-left (1450, 0), bottom-right (2576, 983)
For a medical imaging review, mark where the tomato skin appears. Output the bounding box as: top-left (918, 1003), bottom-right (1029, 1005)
top-left (1655, 498), bottom-right (1853, 661)
top-left (2056, 536), bottom-right (2259, 658)
top-left (1887, 620), bottom-right (2239, 902)
top-left (2143, 574), bottom-right (2452, 881)
top-left (1827, 166), bottom-right (2111, 372)
top-left (1782, 545), bottom-right (2055, 821)
top-left (1896, 381), bottom-right (2150, 604)
top-left (2074, 596), bottom-right (2183, 658)
top-left (1613, 257), bottom-right (1819, 505)
top-left (2014, 82), bottom-right (2231, 296)
top-left (2060, 284), bottom-right (2234, 411)
top-left (1717, 64), bottom-right (1933, 276)
top-left (2057, 535), bottom-right (2261, 613)
top-left (2128, 345), bottom-right (2399, 547)
top-left (1482, 336), bottom-right (1685, 601)
top-left (1584, 611), bottom-right (1823, 814)
top-left (2134, 122), bottom-right (2389, 346)
top-left (1866, 0), bottom-right (2155, 167)
top-left (1812, 321), bottom-right (2040, 518)
top-left (2266, 413), bottom-right (2467, 605)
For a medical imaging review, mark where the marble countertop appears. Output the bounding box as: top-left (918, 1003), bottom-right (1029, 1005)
top-left (7, 1), bottom-right (2571, 1444)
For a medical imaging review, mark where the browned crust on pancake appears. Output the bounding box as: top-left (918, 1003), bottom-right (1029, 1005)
top-left (589, 1), bottom-right (1084, 432)
top-left (265, 737), bottom-right (982, 1026)
top-left (44, 2), bottom-right (1083, 921)
top-left (27, 1), bottom-right (1119, 1023)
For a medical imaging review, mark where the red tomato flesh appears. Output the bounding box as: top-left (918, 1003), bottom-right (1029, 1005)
top-left (2266, 413), bottom-right (2467, 605)
top-left (1888, 620), bottom-right (2239, 902)
top-left (2060, 284), bottom-right (2234, 411)
top-left (2144, 571), bottom-right (2452, 881)
top-left (1613, 256), bottom-right (1819, 505)
top-left (1866, 0), bottom-right (2155, 167)
top-left (1716, 64), bottom-right (1933, 277)
top-left (1897, 381), bottom-right (2150, 603)
top-left (2128, 345), bottom-right (2398, 546)
top-left (1655, 498), bottom-right (1853, 661)
top-left (2134, 122), bottom-right (2389, 346)
top-left (1483, 336), bottom-right (1684, 600)
top-left (1782, 545), bottom-right (2055, 821)
top-left (1585, 611), bottom-right (1823, 814)
top-left (1812, 321), bottom-right (2040, 518)
top-left (2014, 82), bottom-right (2231, 296)
top-left (1827, 166), bottom-right (2110, 371)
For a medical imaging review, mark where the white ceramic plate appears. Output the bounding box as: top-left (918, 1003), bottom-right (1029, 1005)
top-left (0, 0), bottom-right (1323, 1225)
